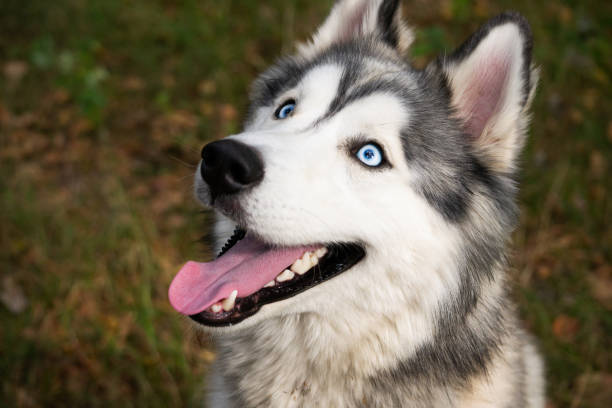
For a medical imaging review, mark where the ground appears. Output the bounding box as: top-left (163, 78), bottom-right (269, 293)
top-left (0, 0), bottom-right (610, 407)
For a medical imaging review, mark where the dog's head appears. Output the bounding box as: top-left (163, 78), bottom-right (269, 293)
top-left (169, 0), bottom-right (537, 332)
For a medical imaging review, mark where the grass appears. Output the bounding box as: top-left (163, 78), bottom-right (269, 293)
top-left (0, 0), bottom-right (610, 406)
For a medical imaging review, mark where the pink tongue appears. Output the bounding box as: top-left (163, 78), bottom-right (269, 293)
top-left (169, 235), bottom-right (314, 315)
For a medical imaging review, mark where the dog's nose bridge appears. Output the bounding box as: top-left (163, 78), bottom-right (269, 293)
top-left (217, 126), bottom-right (337, 173)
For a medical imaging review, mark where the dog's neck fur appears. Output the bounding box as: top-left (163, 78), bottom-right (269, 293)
top-left (209, 263), bottom-right (520, 407)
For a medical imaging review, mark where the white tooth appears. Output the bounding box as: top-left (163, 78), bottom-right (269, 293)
top-left (315, 247), bottom-right (327, 258)
top-left (310, 254), bottom-right (319, 265)
top-left (301, 251), bottom-right (312, 261)
top-left (264, 280), bottom-right (275, 287)
top-left (276, 269), bottom-right (295, 282)
top-left (290, 258), bottom-right (311, 275)
top-left (222, 290), bottom-right (238, 311)
top-left (211, 303), bottom-right (222, 313)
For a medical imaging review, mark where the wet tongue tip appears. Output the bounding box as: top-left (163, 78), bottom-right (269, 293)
top-left (168, 236), bottom-right (265, 315)
top-left (168, 261), bottom-right (206, 315)
top-left (169, 261), bottom-right (238, 315)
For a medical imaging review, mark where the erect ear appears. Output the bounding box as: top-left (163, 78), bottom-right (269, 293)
top-left (298, 0), bottom-right (413, 58)
top-left (436, 12), bottom-right (538, 172)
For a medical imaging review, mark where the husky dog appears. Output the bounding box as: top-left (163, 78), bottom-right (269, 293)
top-left (169, 0), bottom-right (544, 406)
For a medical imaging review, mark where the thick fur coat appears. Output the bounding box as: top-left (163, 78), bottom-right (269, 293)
top-left (170, 1), bottom-right (545, 406)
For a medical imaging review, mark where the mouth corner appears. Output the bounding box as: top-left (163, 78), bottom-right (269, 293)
top-left (187, 229), bottom-right (366, 327)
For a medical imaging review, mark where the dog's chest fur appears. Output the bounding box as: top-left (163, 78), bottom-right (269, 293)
top-left (206, 304), bottom-right (540, 408)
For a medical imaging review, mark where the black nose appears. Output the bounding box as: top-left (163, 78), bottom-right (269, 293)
top-left (200, 139), bottom-right (264, 198)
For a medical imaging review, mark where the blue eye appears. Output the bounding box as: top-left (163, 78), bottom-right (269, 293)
top-left (356, 143), bottom-right (383, 167)
top-left (275, 99), bottom-right (296, 119)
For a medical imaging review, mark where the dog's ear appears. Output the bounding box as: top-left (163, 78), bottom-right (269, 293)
top-left (298, 0), bottom-right (413, 57)
top-left (435, 12), bottom-right (538, 172)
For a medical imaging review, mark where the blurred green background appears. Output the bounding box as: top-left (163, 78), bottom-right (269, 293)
top-left (0, 0), bottom-right (610, 407)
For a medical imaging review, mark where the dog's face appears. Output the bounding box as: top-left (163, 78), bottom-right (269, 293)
top-left (169, 0), bottom-right (536, 332)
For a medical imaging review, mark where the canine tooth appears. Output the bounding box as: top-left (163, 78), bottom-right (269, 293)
top-left (222, 290), bottom-right (238, 311)
top-left (290, 258), bottom-right (311, 275)
top-left (315, 247), bottom-right (327, 258)
top-left (264, 280), bottom-right (275, 287)
top-left (211, 303), bottom-right (223, 313)
top-left (276, 269), bottom-right (295, 282)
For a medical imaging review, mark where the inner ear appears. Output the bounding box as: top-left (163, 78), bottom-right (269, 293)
top-left (298, 0), bottom-right (413, 58)
top-left (449, 39), bottom-right (516, 140)
top-left (337, 0), bottom-right (370, 43)
top-left (434, 12), bottom-right (537, 172)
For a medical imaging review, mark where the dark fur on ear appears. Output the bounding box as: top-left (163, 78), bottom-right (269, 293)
top-left (377, 0), bottom-right (402, 49)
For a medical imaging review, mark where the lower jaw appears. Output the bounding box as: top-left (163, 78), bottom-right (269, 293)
top-left (189, 243), bottom-right (365, 327)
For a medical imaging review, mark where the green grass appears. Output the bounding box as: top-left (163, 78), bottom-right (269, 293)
top-left (1, 0), bottom-right (610, 406)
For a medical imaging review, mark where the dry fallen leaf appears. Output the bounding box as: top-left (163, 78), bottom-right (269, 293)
top-left (588, 265), bottom-right (612, 309)
top-left (590, 185), bottom-right (606, 202)
top-left (162, 74), bottom-right (176, 88)
top-left (440, 0), bottom-right (453, 21)
top-left (3, 60), bottom-right (29, 85)
top-left (552, 314), bottom-right (579, 341)
top-left (582, 88), bottom-right (598, 110)
top-left (122, 76), bottom-right (146, 91)
top-left (536, 264), bottom-right (552, 280)
top-left (589, 151), bottom-right (606, 178)
top-left (0, 102), bottom-right (10, 124)
top-left (199, 102), bottom-right (215, 117)
top-left (556, 4), bottom-right (573, 24)
top-left (49, 88), bottom-right (71, 105)
top-left (474, 0), bottom-right (490, 18)
top-left (569, 108), bottom-right (583, 124)
top-left (219, 103), bottom-right (238, 122)
top-left (198, 79), bottom-right (216, 96)
top-left (69, 117), bottom-right (93, 137)
top-left (166, 214), bottom-right (186, 229)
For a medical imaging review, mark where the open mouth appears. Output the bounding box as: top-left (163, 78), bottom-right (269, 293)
top-left (168, 228), bottom-right (365, 326)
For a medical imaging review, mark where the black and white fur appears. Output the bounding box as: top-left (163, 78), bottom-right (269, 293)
top-left (192, 0), bottom-right (544, 406)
